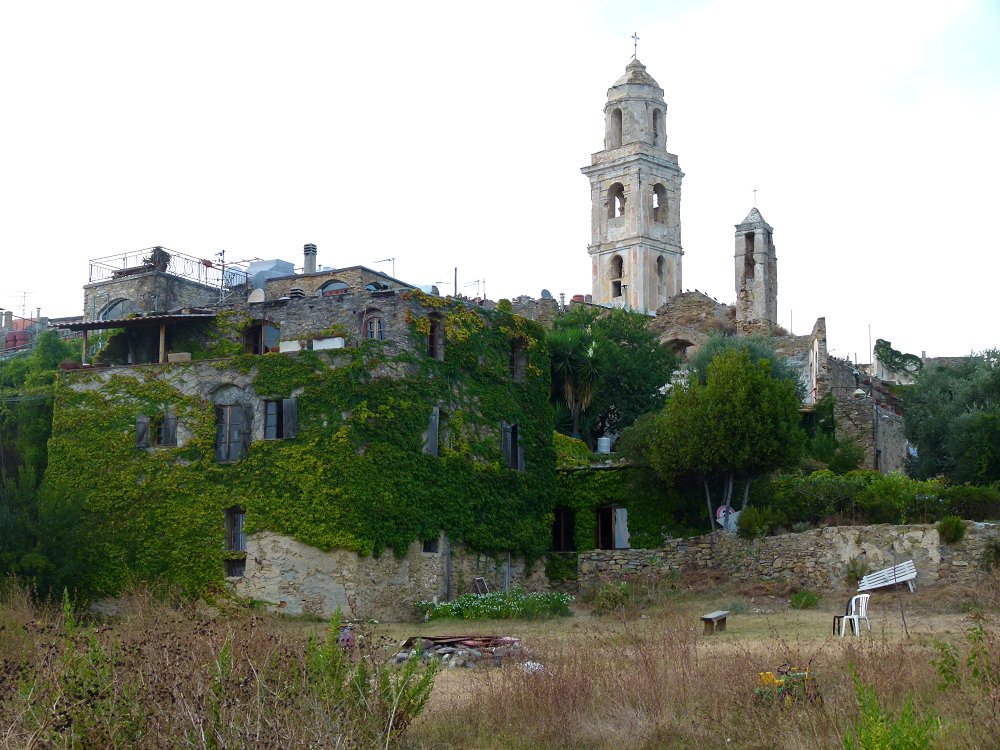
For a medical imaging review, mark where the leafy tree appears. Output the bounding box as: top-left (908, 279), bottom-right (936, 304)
top-left (548, 307), bottom-right (677, 444)
top-left (905, 350), bottom-right (1000, 483)
top-left (647, 348), bottom-right (804, 527)
top-left (688, 332), bottom-right (804, 398)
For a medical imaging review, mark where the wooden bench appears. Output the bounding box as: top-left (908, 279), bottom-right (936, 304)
top-left (858, 560), bottom-right (917, 593)
top-left (701, 610), bottom-right (730, 635)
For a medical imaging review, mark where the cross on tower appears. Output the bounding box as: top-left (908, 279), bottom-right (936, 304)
top-left (753, 188), bottom-right (758, 207)
top-left (632, 32), bottom-right (639, 59)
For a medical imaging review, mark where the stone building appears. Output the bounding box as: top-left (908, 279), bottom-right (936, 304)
top-left (582, 59), bottom-right (683, 312)
top-left (734, 207), bottom-right (778, 336)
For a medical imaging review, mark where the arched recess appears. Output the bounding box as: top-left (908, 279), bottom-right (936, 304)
top-left (656, 256), bottom-right (667, 299)
top-left (652, 109), bottom-right (663, 146)
top-left (609, 255), bottom-right (624, 298)
top-left (243, 320), bottom-right (280, 355)
top-left (607, 183), bottom-right (626, 219)
top-left (664, 338), bottom-right (694, 357)
top-left (609, 107), bottom-right (623, 148)
top-left (98, 298), bottom-right (135, 320)
top-left (652, 184), bottom-right (668, 223)
top-left (319, 280), bottom-right (349, 297)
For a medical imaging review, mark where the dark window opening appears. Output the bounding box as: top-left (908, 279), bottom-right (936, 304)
top-left (320, 280), bottom-right (349, 297)
top-left (225, 506), bottom-right (246, 577)
top-left (428, 318), bottom-right (443, 360)
top-left (743, 233), bottom-right (755, 280)
top-left (422, 536), bottom-right (440, 554)
top-left (264, 398), bottom-right (298, 440)
top-left (137, 414), bottom-right (177, 448)
top-left (510, 339), bottom-right (527, 381)
top-left (652, 109), bottom-right (663, 143)
top-left (610, 107), bottom-right (623, 148)
top-left (653, 184), bottom-right (668, 223)
top-left (612, 280), bottom-right (623, 298)
top-left (501, 420), bottom-right (525, 470)
top-left (552, 508), bottom-right (576, 552)
top-left (608, 183), bottom-right (626, 219)
top-left (215, 404), bottom-right (249, 462)
top-left (244, 322), bottom-right (280, 355)
top-left (99, 298), bottom-right (135, 321)
top-left (364, 317), bottom-right (384, 340)
top-left (596, 506), bottom-right (630, 550)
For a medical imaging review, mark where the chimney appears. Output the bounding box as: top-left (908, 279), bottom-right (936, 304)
top-left (2, 311), bottom-right (11, 329)
top-left (303, 243), bottom-right (317, 274)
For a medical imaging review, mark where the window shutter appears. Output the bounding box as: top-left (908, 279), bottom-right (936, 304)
top-left (282, 398), bottom-right (298, 439)
top-left (136, 415), bottom-right (151, 448)
top-left (214, 406), bottom-right (227, 461)
top-left (425, 405), bottom-right (440, 456)
top-left (517, 442), bottom-right (525, 471)
top-left (239, 404), bottom-right (251, 459)
top-left (501, 421), bottom-right (511, 467)
top-left (161, 416), bottom-right (177, 446)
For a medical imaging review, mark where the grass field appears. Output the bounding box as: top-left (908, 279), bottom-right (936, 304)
top-left (1, 574), bottom-right (997, 749)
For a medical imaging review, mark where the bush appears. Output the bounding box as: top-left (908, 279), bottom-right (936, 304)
top-left (737, 506), bottom-right (787, 539)
top-left (415, 588), bottom-right (573, 621)
top-left (946, 483), bottom-right (1000, 521)
top-left (845, 557), bottom-right (870, 586)
top-left (844, 670), bottom-right (940, 749)
top-left (937, 515), bottom-right (967, 544)
top-left (790, 589), bottom-right (820, 609)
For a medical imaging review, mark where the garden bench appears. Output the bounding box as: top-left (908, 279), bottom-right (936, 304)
top-left (701, 610), bottom-right (730, 635)
top-left (857, 560), bottom-right (917, 593)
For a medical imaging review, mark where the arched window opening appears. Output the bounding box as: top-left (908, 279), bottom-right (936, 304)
top-left (610, 107), bottom-right (623, 148)
top-left (743, 233), bottom-right (755, 280)
top-left (607, 183), bottom-right (626, 219)
top-left (98, 298), bottom-right (134, 321)
top-left (652, 109), bottom-right (663, 144)
top-left (243, 321), bottom-right (280, 355)
top-left (652, 184), bottom-right (668, 224)
top-left (610, 255), bottom-right (624, 299)
top-left (364, 316), bottom-right (384, 341)
top-left (320, 280), bottom-right (349, 297)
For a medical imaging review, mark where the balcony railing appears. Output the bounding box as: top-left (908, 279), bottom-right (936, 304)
top-left (88, 247), bottom-right (249, 292)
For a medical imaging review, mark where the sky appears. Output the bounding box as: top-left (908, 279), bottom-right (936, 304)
top-left (1, 0), bottom-right (998, 363)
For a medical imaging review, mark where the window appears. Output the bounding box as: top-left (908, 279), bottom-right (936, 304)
top-left (98, 298), bottom-right (134, 321)
top-left (136, 414), bottom-right (177, 448)
top-left (609, 107), bottom-right (623, 148)
top-left (652, 184), bottom-right (668, 223)
top-left (428, 317), bottom-right (443, 360)
top-left (215, 404), bottom-right (249, 462)
top-left (422, 536), bottom-right (440, 554)
top-left (264, 398), bottom-right (298, 440)
top-left (596, 506), bottom-right (630, 550)
top-left (320, 280), bottom-right (349, 296)
top-left (501, 420), bottom-right (524, 470)
top-left (225, 506), bottom-right (246, 577)
top-left (656, 256), bottom-right (667, 299)
top-left (510, 339), bottom-right (527, 381)
top-left (423, 405), bottom-right (446, 456)
top-left (652, 108), bottom-right (663, 144)
top-left (610, 255), bottom-right (624, 299)
top-left (743, 233), bottom-right (755, 279)
top-left (243, 322), bottom-right (280, 355)
top-left (608, 183), bottom-right (625, 219)
top-left (364, 316), bottom-right (384, 340)
top-left (552, 508), bottom-right (576, 552)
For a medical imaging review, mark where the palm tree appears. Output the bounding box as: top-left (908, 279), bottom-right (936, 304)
top-left (547, 327), bottom-right (601, 439)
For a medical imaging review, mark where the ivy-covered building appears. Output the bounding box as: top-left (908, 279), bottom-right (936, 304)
top-left (45, 245), bottom-right (556, 618)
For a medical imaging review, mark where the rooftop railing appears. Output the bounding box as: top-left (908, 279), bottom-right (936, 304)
top-left (88, 247), bottom-right (249, 292)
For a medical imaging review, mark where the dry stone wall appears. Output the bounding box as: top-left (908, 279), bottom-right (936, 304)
top-left (578, 523), bottom-right (999, 591)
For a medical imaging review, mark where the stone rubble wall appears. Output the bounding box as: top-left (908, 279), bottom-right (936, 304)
top-left (578, 523), bottom-right (999, 591)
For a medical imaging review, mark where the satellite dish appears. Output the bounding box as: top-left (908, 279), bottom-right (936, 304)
top-left (540, 289), bottom-right (553, 299)
top-left (248, 288), bottom-right (265, 303)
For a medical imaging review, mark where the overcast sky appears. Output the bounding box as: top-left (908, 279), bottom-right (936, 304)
top-left (2, 0), bottom-right (997, 363)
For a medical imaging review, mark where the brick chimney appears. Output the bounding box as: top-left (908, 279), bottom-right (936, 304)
top-left (303, 243), bottom-right (317, 274)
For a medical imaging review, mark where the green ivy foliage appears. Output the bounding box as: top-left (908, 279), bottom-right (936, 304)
top-left (39, 300), bottom-right (556, 598)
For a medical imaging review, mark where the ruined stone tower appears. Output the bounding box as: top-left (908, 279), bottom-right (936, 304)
top-left (582, 59), bottom-right (683, 313)
top-left (734, 207), bottom-right (777, 335)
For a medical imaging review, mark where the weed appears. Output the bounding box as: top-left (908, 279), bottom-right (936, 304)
top-left (937, 515), bottom-right (967, 544)
top-left (846, 556), bottom-right (871, 586)
top-left (843, 669), bottom-right (940, 749)
top-left (790, 589), bottom-right (820, 609)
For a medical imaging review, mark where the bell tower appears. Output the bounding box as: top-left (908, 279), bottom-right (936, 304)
top-left (734, 207), bottom-right (777, 335)
top-left (581, 59), bottom-right (684, 312)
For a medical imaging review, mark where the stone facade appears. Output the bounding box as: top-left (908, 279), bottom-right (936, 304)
top-left (578, 522), bottom-right (1000, 592)
top-left (84, 271), bottom-right (226, 322)
top-left (582, 59), bottom-right (684, 313)
top-left (235, 533), bottom-right (551, 621)
top-left (734, 208), bottom-right (778, 335)
top-left (648, 291), bottom-right (733, 356)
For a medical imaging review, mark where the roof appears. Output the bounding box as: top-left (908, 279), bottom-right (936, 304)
top-left (613, 59), bottom-right (661, 88)
top-left (50, 312), bottom-right (216, 333)
top-left (736, 207), bottom-right (773, 231)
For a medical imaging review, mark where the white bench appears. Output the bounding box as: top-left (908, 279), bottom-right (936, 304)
top-left (857, 560), bottom-right (916, 593)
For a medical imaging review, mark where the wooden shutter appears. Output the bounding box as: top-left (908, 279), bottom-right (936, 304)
top-left (214, 406), bottom-right (227, 461)
top-left (136, 415), bottom-right (151, 448)
top-left (239, 404), bottom-right (251, 459)
top-left (160, 416), bottom-right (178, 446)
top-left (425, 405), bottom-right (440, 456)
top-left (282, 398), bottom-right (297, 439)
top-left (501, 421), bottom-right (512, 467)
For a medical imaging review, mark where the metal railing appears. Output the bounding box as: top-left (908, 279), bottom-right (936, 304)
top-left (88, 247), bottom-right (249, 294)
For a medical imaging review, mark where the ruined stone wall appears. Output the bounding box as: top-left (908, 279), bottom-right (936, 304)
top-left (235, 532), bottom-right (550, 621)
top-left (510, 298), bottom-right (560, 329)
top-left (84, 272), bottom-right (224, 321)
top-left (577, 523), bottom-right (999, 591)
top-left (834, 397), bottom-right (907, 473)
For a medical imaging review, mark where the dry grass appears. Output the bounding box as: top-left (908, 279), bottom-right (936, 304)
top-left (2, 576), bottom-right (998, 750)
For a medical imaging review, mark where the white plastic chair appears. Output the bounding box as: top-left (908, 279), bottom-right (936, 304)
top-left (840, 594), bottom-right (871, 637)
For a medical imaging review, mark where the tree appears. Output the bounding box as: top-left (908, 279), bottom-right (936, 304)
top-left (905, 351), bottom-right (1000, 483)
top-left (548, 307), bottom-right (677, 444)
top-left (647, 349), bottom-right (804, 528)
top-left (688, 332), bottom-right (804, 397)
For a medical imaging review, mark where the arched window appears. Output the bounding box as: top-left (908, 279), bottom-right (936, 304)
top-left (98, 298), bottom-right (134, 320)
top-left (607, 183), bottom-right (625, 219)
top-left (363, 315), bottom-right (384, 341)
top-left (652, 109), bottom-right (663, 145)
top-left (652, 184), bottom-right (668, 224)
top-left (243, 321), bottom-right (280, 355)
top-left (319, 280), bottom-right (349, 297)
top-left (610, 107), bottom-right (623, 148)
top-left (610, 255), bottom-right (624, 298)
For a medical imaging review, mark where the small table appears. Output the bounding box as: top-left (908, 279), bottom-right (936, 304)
top-left (832, 615), bottom-right (857, 636)
top-left (701, 610), bottom-right (730, 635)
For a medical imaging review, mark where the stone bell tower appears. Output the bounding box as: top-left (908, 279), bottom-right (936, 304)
top-left (734, 207), bottom-right (777, 335)
top-left (581, 59), bottom-right (684, 312)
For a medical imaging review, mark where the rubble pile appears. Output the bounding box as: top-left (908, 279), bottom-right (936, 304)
top-left (394, 635), bottom-right (525, 669)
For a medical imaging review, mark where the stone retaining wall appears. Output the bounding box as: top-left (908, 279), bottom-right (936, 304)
top-left (578, 523), bottom-right (999, 591)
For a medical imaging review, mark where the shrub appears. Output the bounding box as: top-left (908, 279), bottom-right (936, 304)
top-left (937, 515), bottom-right (967, 544)
top-left (790, 589), bottom-right (819, 609)
top-left (415, 588), bottom-right (573, 621)
top-left (737, 506), bottom-right (787, 539)
top-left (845, 557), bottom-right (870, 586)
top-left (984, 539), bottom-right (1000, 571)
top-left (946, 483), bottom-right (1000, 521)
top-left (843, 670), bottom-right (940, 749)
